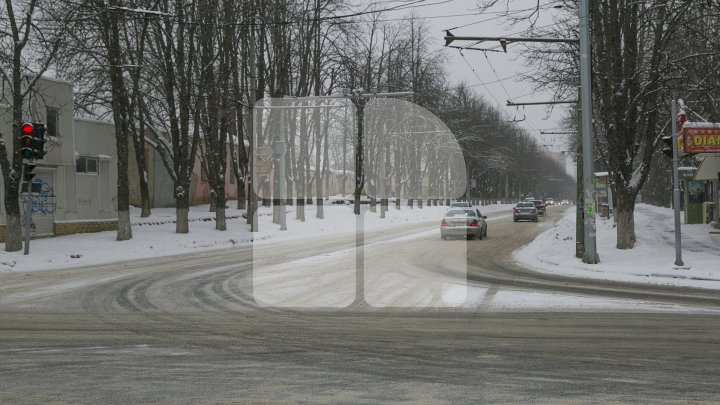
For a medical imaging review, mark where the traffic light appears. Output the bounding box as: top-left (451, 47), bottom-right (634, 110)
top-left (19, 122), bottom-right (34, 159)
top-left (662, 136), bottom-right (674, 159)
top-left (33, 123), bottom-right (46, 159)
top-left (18, 122), bottom-right (45, 160)
top-left (23, 162), bottom-right (37, 182)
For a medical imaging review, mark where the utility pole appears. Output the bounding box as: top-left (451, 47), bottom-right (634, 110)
top-left (579, 0), bottom-right (599, 264)
top-left (670, 99), bottom-right (684, 267)
top-left (276, 107), bottom-right (287, 231)
top-left (247, 21), bottom-right (258, 232)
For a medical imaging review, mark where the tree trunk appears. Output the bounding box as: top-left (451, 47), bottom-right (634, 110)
top-left (4, 209), bottom-right (22, 252)
top-left (176, 207), bottom-right (189, 234)
top-left (116, 209), bottom-right (133, 241)
top-left (106, 3), bottom-right (132, 241)
top-left (216, 204), bottom-right (227, 231)
top-left (176, 182), bottom-right (190, 234)
top-left (615, 191), bottom-right (637, 249)
top-left (139, 173), bottom-right (151, 217)
top-left (131, 110), bottom-right (151, 219)
top-left (237, 183), bottom-right (246, 210)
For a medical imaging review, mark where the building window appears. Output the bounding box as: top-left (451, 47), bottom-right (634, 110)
top-left (76, 157), bottom-right (98, 174)
top-left (46, 107), bottom-right (59, 137)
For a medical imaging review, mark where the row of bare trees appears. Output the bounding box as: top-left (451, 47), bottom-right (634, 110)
top-left (2, 0), bottom-right (574, 250)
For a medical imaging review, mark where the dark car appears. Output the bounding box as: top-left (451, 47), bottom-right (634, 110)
top-left (513, 202), bottom-right (538, 222)
top-left (531, 199), bottom-right (546, 216)
top-left (441, 208), bottom-right (488, 240)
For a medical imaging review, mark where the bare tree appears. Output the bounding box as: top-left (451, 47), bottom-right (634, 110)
top-left (143, 0), bottom-right (201, 233)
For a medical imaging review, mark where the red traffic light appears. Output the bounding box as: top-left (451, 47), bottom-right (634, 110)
top-left (21, 123), bottom-right (34, 135)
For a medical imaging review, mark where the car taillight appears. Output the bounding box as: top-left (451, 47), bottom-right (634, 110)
top-left (441, 219), bottom-right (448, 227)
top-left (513, 208), bottom-right (518, 213)
top-left (469, 219), bottom-right (478, 227)
top-left (532, 209), bottom-right (537, 214)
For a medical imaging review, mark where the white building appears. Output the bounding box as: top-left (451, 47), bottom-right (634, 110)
top-left (0, 77), bottom-right (118, 240)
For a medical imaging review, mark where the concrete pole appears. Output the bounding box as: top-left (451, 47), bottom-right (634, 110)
top-left (247, 29), bottom-right (258, 232)
top-left (277, 107), bottom-right (287, 231)
top-left (670, 99), bottom-right (683, 266)
top-left (580, 0), bottom-right (599, 263)
top-left (576, 135), bottom-right (584, 258)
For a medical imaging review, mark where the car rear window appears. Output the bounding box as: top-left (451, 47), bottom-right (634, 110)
top-left (446, 209), bottom-right (474, 217)
top-left (517, 202), bottom-right (534, 208)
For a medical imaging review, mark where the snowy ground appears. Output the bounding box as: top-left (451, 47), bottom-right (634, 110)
top-left (0, 200), bottom-right (511, 273)
top-left (514, 204), bottom-right (720, 290)
top-left (3, 201), bottom-right (719, 312)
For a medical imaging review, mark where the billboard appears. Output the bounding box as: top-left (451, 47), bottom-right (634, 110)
top-left (679, 123), bottom-right (720, 155)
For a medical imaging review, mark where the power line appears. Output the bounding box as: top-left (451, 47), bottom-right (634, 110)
top-left (457, 49), bottom-right (511, 120)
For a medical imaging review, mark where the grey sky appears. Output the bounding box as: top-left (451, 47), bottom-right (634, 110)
top-left (384, 0), bottom-right (574, 153)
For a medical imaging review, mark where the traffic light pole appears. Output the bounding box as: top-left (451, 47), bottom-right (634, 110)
top-left (22, 163), bottom-right (32, 255)
top-left (670, 99), bottom-right (684, 267)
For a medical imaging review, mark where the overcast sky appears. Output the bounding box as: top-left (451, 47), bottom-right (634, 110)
top-left (383, 0), bottom-right (575, 155)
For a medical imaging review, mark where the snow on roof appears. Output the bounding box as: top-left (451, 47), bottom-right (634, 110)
top-left (74, 116), bottom-right (114, 125)
top-left (594, 171), bottom-right (609, 176)
top-left (683, 122), bottom-right (720, 128)
top-left (678, 166), bottom-right (697, 171)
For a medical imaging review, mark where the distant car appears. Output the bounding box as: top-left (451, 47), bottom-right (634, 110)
top-left (450, 201), bottom-right (472, 208)
top-left (531, 199), bottom-right (546, 216)
top-left (545, 199), bottom-right (555, 206)
top-left (561, 199), bottom-right (570, 205)
top-left (441, 208), bottom-right (488, 240)
top-left (513, 202), bottom-right (538, 222)
top-left (328, 196), bottom-right (351, 205)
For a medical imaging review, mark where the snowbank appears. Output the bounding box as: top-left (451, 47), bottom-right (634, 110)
top-left (514, 204), bottom-right (720, 290)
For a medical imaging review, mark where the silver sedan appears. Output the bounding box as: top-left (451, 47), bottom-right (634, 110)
top-left (440, 208), bottom-right (488, 240)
